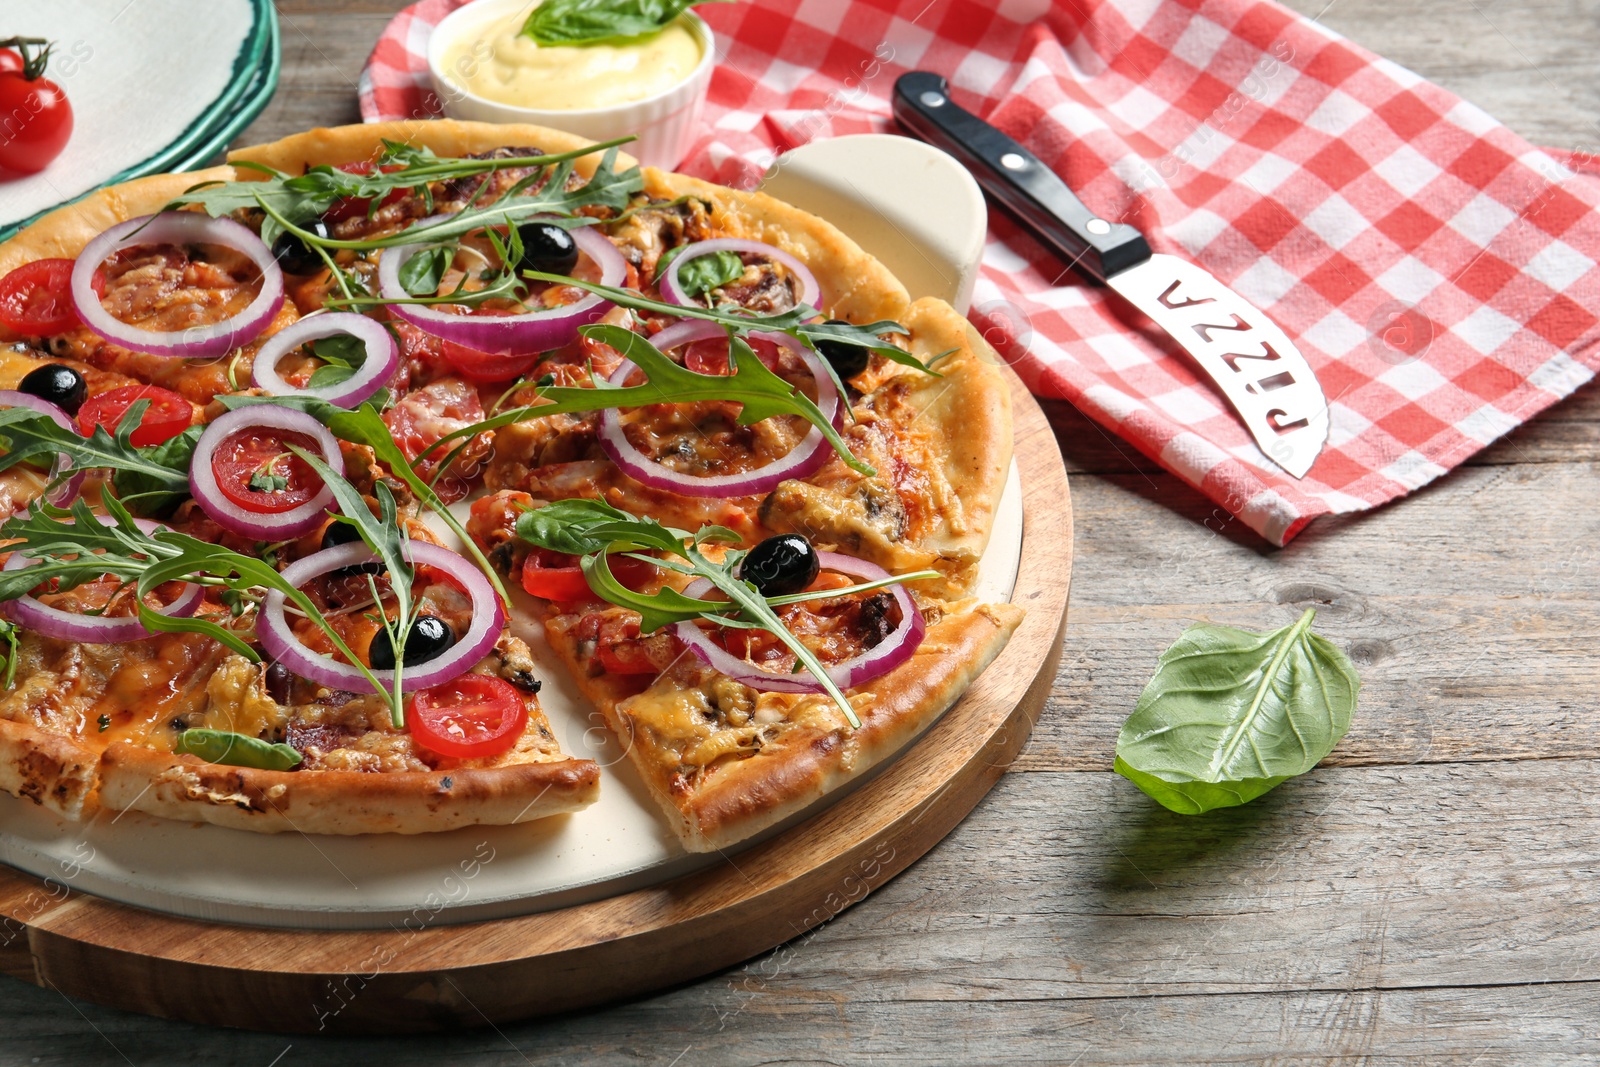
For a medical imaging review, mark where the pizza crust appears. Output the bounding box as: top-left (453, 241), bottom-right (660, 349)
top-left (97, 743), bottom-right (600, 835)
top-left (682, 602), bottom-right (1023, 852)
top-left (547, 601), bottom-right (1023, 853)
top-left (643, 169), bottom-right (910, 325)
top-left (0, 718), bottom-right (100, 821)
top-left (228, 120), bottom-right (635, 182)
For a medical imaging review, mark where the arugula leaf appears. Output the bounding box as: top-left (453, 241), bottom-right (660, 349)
top-left (225, 398), bottom-right (509, 607)
top-left (514, 497), bottom-right (736, 557)
top-left (171, 141), bottom-right (639, 250)
top-left (248, 469), bottom-right (289, 493)
top-left (0, 407), bottom-right (190, 502)
top-left (378, 139), bottom-right (439, 168)
top-left (522, 269), bottom-right (934, 375)
top-left (175, 728), bottom-right (303, 771)
top-left (416, 323), bottom-right (873, 476)
top-left (515, 500), bottom-right (943, 730)
top-left (0, 498), bottom-right (390, 717)
top-left (0, 617), bottom-right (18, 690)
top-left (674, 249), bottom-right (744, 298)
top-left (1114, 610), bottom-right (1361, 815)
top-left (521, 0), bottom-right (732, 46)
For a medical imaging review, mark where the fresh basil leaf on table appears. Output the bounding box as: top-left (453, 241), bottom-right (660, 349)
top-left (1114, 609), bottom-right (1360, 814)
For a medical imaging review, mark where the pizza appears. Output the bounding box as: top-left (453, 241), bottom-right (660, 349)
top-left (0, 120), bottom-right (1020, 851)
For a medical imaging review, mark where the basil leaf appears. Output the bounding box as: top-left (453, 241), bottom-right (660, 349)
top-left (398, 245), bottom-right (452, 296)
top-left (303, 333), bottom-right (368, 388)
top-left (309, 333), bottom-right (366, 368)
top-left (1114, 609), bottom-right (1360, 815)
top-left (109, 423), bottom-right (203, 517)
top-left (675, 249), bottom-right (743, 298)
top-left (175, 728), bottom-right (303, 771)
top-left (521, 0), bottom-right (731, 46)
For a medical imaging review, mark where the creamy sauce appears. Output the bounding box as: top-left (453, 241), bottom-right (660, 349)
top-left (442, 7), bottom-right (701, 110)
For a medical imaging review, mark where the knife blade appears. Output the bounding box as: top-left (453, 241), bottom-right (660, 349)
top-left (891, 71), bottom-right (1328, 479)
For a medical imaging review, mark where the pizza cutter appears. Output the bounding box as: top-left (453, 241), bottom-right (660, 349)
top-left (891, 71), bottom-right (1328, 479)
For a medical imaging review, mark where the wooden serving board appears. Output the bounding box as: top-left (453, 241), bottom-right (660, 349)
top-left (0, 375), bottom-right (1071, 1034)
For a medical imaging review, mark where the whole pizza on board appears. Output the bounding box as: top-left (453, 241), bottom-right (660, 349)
top-left (0, 121), bottom-right (1019, 852)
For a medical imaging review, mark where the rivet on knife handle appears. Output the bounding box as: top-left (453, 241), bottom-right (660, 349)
top-left (892, 70), bottom-right (1329, 480)
top-left (892, 71), bottom-right (1151, 281)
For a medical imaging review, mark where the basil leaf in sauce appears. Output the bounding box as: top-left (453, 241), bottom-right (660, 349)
top-left (175, 728), bottom-right (303, 771)
top-left (397, 245), bottom-right (453, 298)
top-left (521, 0), bottom-right (731, 47)
top-left (1114, 609), bottom-right (1360, 815)
top-left (304, 333), bottom-right (369, 389)
top-left (671, 249), bottom-right (744, 299)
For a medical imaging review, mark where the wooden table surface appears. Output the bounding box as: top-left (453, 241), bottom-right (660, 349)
top-left (6, 1), bottom-right (1600, 1063)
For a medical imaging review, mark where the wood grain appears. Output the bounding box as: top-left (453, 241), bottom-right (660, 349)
top-left (4, 0), bottom-right (1600, 1060)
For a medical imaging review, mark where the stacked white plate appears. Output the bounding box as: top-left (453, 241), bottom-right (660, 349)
top-left (0, 0), bottom-right (279, 242)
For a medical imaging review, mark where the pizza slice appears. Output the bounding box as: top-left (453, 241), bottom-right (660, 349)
top-left (542, 588), bottom-right (1021, 852)
top-left (0, 514), bottom-right (599, 834)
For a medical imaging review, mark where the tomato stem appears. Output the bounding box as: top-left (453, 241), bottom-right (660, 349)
top-left (0, 37), bottom-right (53, 81)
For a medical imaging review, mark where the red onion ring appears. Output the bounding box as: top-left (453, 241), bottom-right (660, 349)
top-left (377, 215), bottom-right (625, 356)
top-left (70, 212), bottom-right (285, 358)
top-left (250, 312), bottom-right (399, 407)
top-left (596, 324), bottom-right (839, 498)
top-left (188, 405), bottom-right (343, 540)
top-left (1, 516), bottom-right (205, 643)
top-left (658, 238), bottom-right (820, 311)
top-left (672, 552), bottom-right (925, 693)
top-left (0, 390), bottom-right (86, 507)
top-left (256, 540), bottom-right (504, 694)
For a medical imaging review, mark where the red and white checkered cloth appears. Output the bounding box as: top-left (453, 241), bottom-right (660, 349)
top-left (361, 0), bottom-right (1600, 544)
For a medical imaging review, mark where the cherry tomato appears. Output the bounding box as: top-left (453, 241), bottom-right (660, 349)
top-left (408, 674), bottom-right (528, 758)
top-left (210, 428), bottom-right (325, 514)
top-left (0, 69), bottom-right (73, 175)
top-left (323, 160), bottom-right (408, 223)
top-left (76, 385), bottom-right (192, 446)
top-left (520, 549), bottom-right (655, 603)
top-left (438, 337), bottom-right (541, 383)
top-left (0, 50), bottom-right (22, 75)
top-left (680, 335), bottom-right (781, 376)
top-left (0, 258), bottom-right (98, 336)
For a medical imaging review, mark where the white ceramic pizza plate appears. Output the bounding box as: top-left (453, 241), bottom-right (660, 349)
top-left (0, 134), bottom-right (1013, 929)
top-left (0, 0), bottom-right (278, 241)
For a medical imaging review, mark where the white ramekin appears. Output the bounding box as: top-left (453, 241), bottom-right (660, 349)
top-left (427, 0), bottom-right (714, 169)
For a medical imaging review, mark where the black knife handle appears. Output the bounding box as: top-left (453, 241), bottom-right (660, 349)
top-left (892, 71), bottom-right (1151, 282)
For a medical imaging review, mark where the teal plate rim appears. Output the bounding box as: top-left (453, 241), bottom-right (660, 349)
top-left (0, 0), bottom-right (280, 243)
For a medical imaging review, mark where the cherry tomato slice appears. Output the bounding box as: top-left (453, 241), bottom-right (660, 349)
top-left (323, 161), bottom-right (408, 223)
top-left (681, 336), bottom-right (781, 376)
top-left (438, 338), bottom-right (542, 383)
top-left (76, 385), bottom-right (192, 446)
top-left (210, 428), bottom-right (325, 514)
top-left (521, 549), bottom-right (655, 603)
top-left (409, 674), bottom-right (528, 758)
top-left (0, 72), bottom-right (73, 175)
top-left (0, 258), bottom-right (86, 335)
